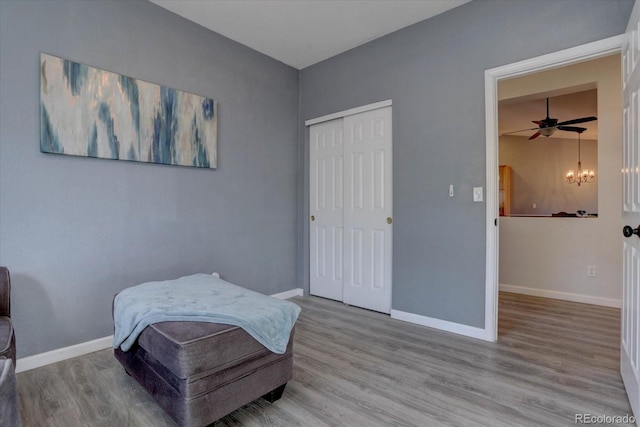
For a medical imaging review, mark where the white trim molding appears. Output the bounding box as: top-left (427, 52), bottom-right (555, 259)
top-left (391, 310), bottom-right (486, 341)
top-left (484, 34), bottom-right (624, 342)
top-left (270, 288), bottom-right (304, 300)
top-left (304, 99), bottom-right (392, 126)
top-left (16, 287), bottom-right (305, 373)
top-left (500, 284), bottom-right (621, 308)
top-left (16, 335), bottom-right (113, 374)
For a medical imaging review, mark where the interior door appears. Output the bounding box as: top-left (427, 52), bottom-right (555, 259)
top-left (343, 107), bottom-right (393, 313)
top-left (309, 118), bottom-right (344, 301)
top-left (621, 0), bottom-right (640, 419)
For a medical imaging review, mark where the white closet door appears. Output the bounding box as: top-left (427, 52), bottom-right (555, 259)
top-left (343, 107), bottom-right (393, 313)
top-left (309, 118), bottom-right (344, 301)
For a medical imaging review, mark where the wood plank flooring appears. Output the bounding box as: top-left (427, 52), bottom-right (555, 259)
top-left (16, 293), bottom-right (632, 426)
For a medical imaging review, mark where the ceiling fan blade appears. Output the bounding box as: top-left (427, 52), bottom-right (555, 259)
top-left (528, 131), bottom-right (541, 140)
top-left (556, 116), bottom-right (597, 126)
top-left (557, 126), bottom-right (587, 133)
top-left (501, 127), bottom-right (539, 136)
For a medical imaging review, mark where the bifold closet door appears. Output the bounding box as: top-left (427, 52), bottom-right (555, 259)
top-left (309, 106), bottom-right (392, 314)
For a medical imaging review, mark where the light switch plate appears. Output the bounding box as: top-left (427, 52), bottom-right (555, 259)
top-left (473, 187), bottom-right (483, 202)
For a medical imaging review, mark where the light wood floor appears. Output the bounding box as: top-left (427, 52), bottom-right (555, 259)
top-left (17, 293), bottom-right (632, 426)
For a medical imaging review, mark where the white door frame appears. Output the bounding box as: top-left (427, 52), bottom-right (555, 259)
top-left (305, 99), bottom-right (392, 127)
top-left (483, 35), bottom-right (624, 342)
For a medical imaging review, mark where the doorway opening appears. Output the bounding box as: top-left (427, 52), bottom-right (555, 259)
top-left (496, 53), bottom-right (623, 303)
top-left (495, 57), bottom-right (622, 351)
top-left (484, 36), bottom-right (624, 341)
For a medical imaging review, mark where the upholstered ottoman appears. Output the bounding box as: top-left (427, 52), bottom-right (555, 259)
top-left (112, 273), bottom-right (299, 426)
top-left (114, 320), bottom-right (294, 426)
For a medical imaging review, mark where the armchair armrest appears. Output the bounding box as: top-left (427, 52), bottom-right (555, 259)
top-left (0, 358), bottom-right (19, 426)
top-left (0, 267), bottom-right (10, 318)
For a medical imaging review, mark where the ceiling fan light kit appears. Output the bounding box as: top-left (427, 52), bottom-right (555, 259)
top-left (539, 127), bottom-right (556, 137)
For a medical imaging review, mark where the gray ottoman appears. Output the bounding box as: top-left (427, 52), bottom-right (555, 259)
top-left (114, 320), bottom-right (294, 426)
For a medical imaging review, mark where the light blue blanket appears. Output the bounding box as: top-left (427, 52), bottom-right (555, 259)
top-left (113, 274), bottom-right (301, 354)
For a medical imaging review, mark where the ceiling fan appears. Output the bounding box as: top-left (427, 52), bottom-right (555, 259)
top-left (502, 97), bottom-right (597, 140)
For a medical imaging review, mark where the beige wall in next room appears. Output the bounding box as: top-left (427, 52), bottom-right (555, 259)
top-left (500, 134), bottom-right (598, 216)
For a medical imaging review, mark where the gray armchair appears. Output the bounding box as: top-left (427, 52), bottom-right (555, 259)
top-left (0, 267), bottom-right (18, 426)
top-left (0, 358), bottom-right (20, 427)
top-left (0, 267), bottom-right (15, 365)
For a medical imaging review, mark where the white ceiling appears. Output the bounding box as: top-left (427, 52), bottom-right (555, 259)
top-left (149, 0), bottom-right (471, 69)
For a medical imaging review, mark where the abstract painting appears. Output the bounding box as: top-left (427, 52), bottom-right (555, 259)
top-left (40, 53), bottom-right (217, 168)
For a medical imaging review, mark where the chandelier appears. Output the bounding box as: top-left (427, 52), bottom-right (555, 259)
top-left (566, 131), bottom-right (595, 186)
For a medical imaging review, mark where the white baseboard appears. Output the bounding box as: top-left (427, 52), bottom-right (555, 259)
top-left (390, 309), bottom-right (487, 341)
top-left (16, 335), bottom-right (113, 374)
top-left (500, 283), bottom-right (621, 308)
top-left (270, 288), bottom-right (304, 300)
top-left (16, 287), bottom-right (305, 373)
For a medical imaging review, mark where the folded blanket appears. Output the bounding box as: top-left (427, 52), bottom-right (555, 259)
top-left (113, 274), bottom-right (301, 354)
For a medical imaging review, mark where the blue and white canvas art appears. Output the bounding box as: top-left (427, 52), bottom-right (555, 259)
top-left (40, 53), bottom-right (217, 168)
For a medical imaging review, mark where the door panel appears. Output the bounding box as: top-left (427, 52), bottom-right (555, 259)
top-left (622, 0), bottom-right (640, 419)
top-left (310, 118), bottom-right (344, 301)
top-left (351, 228), bottom-right (364, 286)
top-left (343, 107), bottom-right (392, 313)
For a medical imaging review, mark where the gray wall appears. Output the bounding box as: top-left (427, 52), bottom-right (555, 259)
top-left (0, 0), bottom-right (299, 357)
top-left (298, 0), bottom-right (634, 327)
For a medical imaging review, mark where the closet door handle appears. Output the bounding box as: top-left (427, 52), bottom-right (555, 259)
top-left (386, 217), bottom-right (393, 224)
top-left (310, 215), bottom-right (315, 222)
